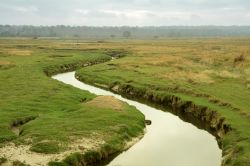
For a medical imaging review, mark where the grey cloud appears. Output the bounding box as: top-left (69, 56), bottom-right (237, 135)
top-left (0, 0), bottom-right (249, 25)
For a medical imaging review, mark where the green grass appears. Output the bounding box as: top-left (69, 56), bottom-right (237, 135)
top-left (12, 160), bottom-right (30, 166)
top-left (1, 38), bottom-right (249, 165)
top-left (0, 39), bottom-right (145, 164)
top-left (0, 157), bottom-right (7, 165)
top-left (76, 38), bottom-right (250, 166)
top-left (30, 141), bottom-right (62, 154)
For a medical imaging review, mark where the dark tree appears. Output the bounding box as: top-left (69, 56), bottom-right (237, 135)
top-left (123, 31), bottom-right (131, 38)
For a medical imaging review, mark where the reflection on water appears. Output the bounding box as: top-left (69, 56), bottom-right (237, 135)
top-left (52, 72), bottom-right (222, 166)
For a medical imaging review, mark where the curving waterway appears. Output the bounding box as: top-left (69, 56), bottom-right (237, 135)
top-left (52, 71), bottom-right (222, 166)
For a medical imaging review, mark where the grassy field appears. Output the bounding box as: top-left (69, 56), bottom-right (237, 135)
top-left (76, 38), bottom-right (250, 166)
top-left (0, 39), bottom-right (145, 165)
top-left (1, 38), bottom-right (250, 165)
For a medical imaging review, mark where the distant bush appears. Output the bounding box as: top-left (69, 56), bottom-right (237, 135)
top-left (123, 31), bottom-right (131, 38)
top-left (234, 54), bottom-right (246, 63)
top-left (211, 46), bottom-right (222, 50)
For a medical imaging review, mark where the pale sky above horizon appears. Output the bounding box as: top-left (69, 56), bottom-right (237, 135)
top-left (0, 0), bottom-right (250, 26)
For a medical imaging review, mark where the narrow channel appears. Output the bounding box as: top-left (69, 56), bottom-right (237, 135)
top-left (52, 71), bottom-right (222, 166)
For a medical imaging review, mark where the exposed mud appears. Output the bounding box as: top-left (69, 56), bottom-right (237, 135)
top-left (0, 138), bottom-right (104, 166)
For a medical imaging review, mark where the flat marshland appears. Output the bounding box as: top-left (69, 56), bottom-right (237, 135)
top-left (76, 38), bottom-right (250, 165)
top-left (0, 38), bottom-right (250, 166)
top-left (0, 39), bottom-right (145, 165)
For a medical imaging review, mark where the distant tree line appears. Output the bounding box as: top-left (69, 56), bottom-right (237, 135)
top-left (0, 25), bottom-right (250, 38)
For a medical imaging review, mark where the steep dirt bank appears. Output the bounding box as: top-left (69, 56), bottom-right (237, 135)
top-left (74, 75), bottom-right (235, 165)
top-left (113, 84), bottom-right (233, 165)
top-left (44, 49), bottom-right (232, 165)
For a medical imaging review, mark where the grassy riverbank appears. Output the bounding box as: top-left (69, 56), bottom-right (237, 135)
top-left (76, 38), bottom-right (250, 166)
top-left (0, 39), bottom-right (145, 165)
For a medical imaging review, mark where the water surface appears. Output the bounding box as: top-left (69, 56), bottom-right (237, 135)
top-left (52, 72), bottom-right (221, 166)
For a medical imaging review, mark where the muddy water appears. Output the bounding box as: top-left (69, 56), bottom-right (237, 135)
top-left (52, 72), bottom-right (222, 166)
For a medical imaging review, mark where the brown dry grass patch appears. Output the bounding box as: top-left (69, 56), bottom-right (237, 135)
top-left (0, 60), bottom-right (12, 65)
top-left (142, 55), bottom-right (196, 66)
top-left (157, 70), bottom-right (214, 84)
top-left (0, 60), bottom-right (15, 69)
top-left (4, 49), bottom-right (33, 56)
top-left (203, 69), bottom-right (240, 79)
top-left (85, 96), bottom-right (124, 111)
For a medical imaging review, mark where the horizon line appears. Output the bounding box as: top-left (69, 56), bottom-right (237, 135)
top-left (1, 25), bottom-right (250, 27)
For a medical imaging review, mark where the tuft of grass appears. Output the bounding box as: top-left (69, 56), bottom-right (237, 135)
top-left (0, 157), bottom-right (7, 165)
top-left (12, 160), bottom-right (30, 166)
top-left (30, 141), bottom-right (61, 154)
top-left (62, 153), bottom-right (84, 166)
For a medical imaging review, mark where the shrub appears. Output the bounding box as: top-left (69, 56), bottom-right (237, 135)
top-left (234, 54), bottom-right (246, 63)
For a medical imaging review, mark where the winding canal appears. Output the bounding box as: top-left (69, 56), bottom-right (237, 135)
top-left (52, 71), bottom-right (221, 166)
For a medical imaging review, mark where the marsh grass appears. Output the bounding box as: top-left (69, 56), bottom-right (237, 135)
top-left (76, 38), bottom-right (250, 165)
top-left (12, 160), bottom-right (30, 166)
top-left (0, 39), bottom-right (145, 164)
top-left (30, 141), bottom-right (62, 154)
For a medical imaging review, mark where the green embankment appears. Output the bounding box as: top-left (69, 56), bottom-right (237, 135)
top-left (0, 39), bottom-right (145, 165)
top-left (76, 38), bottom-right (250, 166)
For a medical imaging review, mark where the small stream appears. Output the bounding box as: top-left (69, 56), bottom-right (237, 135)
top-left (52, 71), bottom-right (222, 166)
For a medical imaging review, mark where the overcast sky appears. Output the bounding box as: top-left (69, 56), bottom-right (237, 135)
top-left (0, 0), bottom-right (250, 26)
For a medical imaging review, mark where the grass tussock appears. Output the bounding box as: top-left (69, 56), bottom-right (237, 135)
top-left (30, 141), bottom-right (62, 154)
top-left (12, 160), bottom-right (30, 166)
top-left (0, 157), bottom-right (7, 165)
top-left (85, 96), bottom-right (124, 111)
